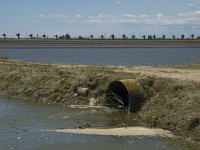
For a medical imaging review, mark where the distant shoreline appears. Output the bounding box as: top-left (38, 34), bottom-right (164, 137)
top-left (0, 39), bottom-right (200, 48)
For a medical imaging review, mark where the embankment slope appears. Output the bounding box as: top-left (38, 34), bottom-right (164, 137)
top-left (0, 59), bottom-right (199, 143)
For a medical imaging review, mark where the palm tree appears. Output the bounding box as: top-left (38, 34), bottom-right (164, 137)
top-left (172, 35), bottom-right (176, 40)
top-left (54, 34), bottom-right (58, 39)
top-left (111, 34), bottom-right (115, 40)
top-left (148, 35), bottom-right (152, 40)
top-left (16, 33), bottom-right (20, 39)
top-left (122, 34), bottom-right (126, 40)
top-left (142, 35), bottom-right (146, 40)
top-left (29, 34), bottom-right (33, 39)
top-left (162, 35), bottom-right (166, 40)
top-left (153, 35), bottom-right (156, 40)
top-left (191, 34), bottom-right (195, 39)
top-left (78, 35), bottom-right (82, 40)
top-left (2, 33), bottom-right (6, 39)
top-left (65, 34), bottom-right (71, 39)
top-left (132, 35), bottom-right (136, 40)
top-left (90, 35), bottom-right (94, 40)
top-left (42, 34), bottom-right (46, 39)
top-left (100, 35), bottom-right (104, 40)
top-left (181, 34), bottom-right (185, 40)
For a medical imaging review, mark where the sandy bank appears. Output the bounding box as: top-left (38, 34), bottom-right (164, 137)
top-left (48, 127), bottom-right (175, 138)
top-left (111, 66), bottom-right (200, 82)
top-left (57, 64), bottom-right (200, 82)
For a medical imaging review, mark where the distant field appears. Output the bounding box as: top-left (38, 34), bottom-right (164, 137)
top-left (0, 39), bottom-right (200, 47)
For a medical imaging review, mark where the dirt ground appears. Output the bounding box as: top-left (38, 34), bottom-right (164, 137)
top-left (57, 64), bottom-right (200, 82)
top-left (1, 39), bottom-right (200, 48)
top-left (110, 66), bottom-right (200, 82)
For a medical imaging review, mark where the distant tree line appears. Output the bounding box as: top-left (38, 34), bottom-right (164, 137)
top-left (1, 33), bottom-right (200, 40)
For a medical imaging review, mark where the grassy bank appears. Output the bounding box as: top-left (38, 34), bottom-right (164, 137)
top-left (0, 39), bottom-right (200, 47)
top-left (0, 59), bottom-right (199, 143)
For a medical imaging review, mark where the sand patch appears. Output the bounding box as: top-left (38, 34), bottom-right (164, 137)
top-left (56, 64), bottom-right (200, 82)
top-left (112, 66), bottom-right (200, 82)
top-left (47, 127), bottom-right (175, 138)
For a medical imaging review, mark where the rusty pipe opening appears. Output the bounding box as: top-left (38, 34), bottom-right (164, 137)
top-left (105, 79), bottom-right (145, 112)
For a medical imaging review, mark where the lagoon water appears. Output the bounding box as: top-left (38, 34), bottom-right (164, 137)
top-left (0, 47), bottom-right (200, 65)
top-left (0, 97), bottom-right (199, 150)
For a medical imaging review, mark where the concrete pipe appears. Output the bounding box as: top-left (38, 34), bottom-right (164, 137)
top-left (105, 79), bottom-right (145, 112)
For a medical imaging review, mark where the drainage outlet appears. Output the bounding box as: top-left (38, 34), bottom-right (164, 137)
top-left (105, 79), bottom-right (145, 112)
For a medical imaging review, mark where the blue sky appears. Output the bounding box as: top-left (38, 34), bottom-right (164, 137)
top-left (0, 0), bottom-right (200, 38)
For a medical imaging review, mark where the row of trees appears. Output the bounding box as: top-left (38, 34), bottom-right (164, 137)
top-left (1, 33), bottom-right (199, 40)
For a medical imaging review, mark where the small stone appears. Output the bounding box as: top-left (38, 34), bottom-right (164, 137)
top-left (89, 98), bottom-right (96, 106)
top-left (77, 87), bottom-right (89, 97)
top-left (74, 93), bottom-right (78, 97)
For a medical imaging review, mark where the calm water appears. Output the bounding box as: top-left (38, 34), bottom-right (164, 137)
top-left (0, 47), bottom-right (199, 65)
top-left (0, 98), bottom-right (199, 150)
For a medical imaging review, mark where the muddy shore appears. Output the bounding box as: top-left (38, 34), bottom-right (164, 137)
top-left (0, 59), bottom-right (199, 144)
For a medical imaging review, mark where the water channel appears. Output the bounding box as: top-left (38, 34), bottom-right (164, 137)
top-left (0, 97), bottom-right (199, 150)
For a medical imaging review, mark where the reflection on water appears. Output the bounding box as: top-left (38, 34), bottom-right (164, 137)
top-left (0, 97), bottom-right (199, 150)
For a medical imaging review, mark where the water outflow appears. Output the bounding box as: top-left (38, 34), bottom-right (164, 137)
top-left (0, 97), bottom-right (200, 150)
top-left (105, 79), bottom-right (145, 112)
